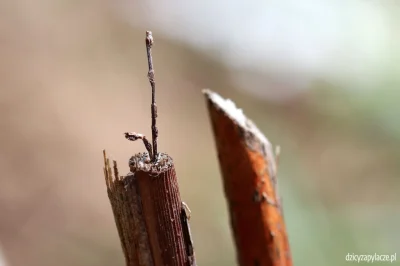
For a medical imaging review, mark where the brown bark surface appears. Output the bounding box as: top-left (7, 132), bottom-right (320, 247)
top-left (104, 151), bottom-right (195, 266)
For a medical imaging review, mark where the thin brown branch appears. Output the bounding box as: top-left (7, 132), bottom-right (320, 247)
top-left (125, 132), bottom-right (153, 159)
top-left (145, 31), bottom-right (158, 162)
top-left (125, 31), bottom-right (159, 162)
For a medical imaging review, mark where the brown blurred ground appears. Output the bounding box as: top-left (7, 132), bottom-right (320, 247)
top-left (0, 1), bottom-right (399, 266)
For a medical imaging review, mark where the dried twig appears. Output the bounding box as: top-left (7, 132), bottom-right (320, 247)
top-left (103, 150), bottom-right (154, 266)
top-left (125, 132), bottom-right (153, 159)
top-left (203, 89), bottom-right (292, 266)
top-left (124, 31), bottom-right (158, 162)
top-left (145, 31), bottom-right (159, 162)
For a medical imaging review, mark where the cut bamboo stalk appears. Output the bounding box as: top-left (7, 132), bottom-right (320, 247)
top-left (104, 150), bottom-right (195, 266)
top-left (203, 89), bottom-right (292, 266)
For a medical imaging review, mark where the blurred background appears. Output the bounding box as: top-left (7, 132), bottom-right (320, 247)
top-left (0, 0), bottom-right (399, 265)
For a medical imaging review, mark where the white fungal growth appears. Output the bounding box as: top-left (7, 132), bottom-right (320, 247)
top-left (129, 152), bottom-right (173, 173)
top-left (203, 89), bottom-right (270, 145)
top-left (205, 89), bottom-right (248, 129)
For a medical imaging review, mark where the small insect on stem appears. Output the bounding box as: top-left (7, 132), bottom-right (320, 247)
top-left (125, 31), bottom-right (160, 163)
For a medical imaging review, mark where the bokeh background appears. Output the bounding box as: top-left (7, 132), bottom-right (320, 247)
top-left (1, 1), bottom-right (399, 265)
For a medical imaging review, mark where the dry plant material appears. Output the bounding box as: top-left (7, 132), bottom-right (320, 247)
top-left (203, 90), bottom-right (292, 266)
top-left (103, 31), bottom-right (196, 266)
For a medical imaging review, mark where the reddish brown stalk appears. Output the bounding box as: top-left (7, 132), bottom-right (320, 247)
top-left (131, 153), bottom-right (195, 266)
top-left (104, 151), bottom-right (196, 266)
top-left (203, 89), bottom-right (292, 266)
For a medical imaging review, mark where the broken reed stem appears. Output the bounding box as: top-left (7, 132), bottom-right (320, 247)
top-left (105, 31), bottom-right (195, 266)
top-left (103, 150), bottom-right (153, 266)
top-left (103, 150), bottom-right (196, 266)
top-left (203, 90), bottom-right (292, 266)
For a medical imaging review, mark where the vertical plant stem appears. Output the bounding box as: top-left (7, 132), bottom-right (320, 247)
top-left (203, 89), bottom-right (292, 266)
top-left (145, 31), bottom-right (158, 162)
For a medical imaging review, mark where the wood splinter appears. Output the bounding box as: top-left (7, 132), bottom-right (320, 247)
top-left (104, 31), bottom-right (196, 266)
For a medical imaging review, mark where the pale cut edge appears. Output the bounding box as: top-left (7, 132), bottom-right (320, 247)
top-left (203, 89), bottom-right (277, 180)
